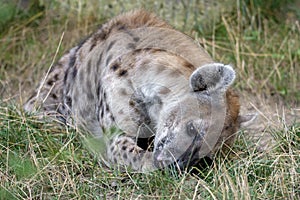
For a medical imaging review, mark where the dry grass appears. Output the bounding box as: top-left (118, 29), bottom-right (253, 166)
top-left (0, 0), bottom-right (299, 199)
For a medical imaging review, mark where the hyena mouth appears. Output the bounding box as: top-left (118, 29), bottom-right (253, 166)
top-left (174, 146), bottom-right (213, 172)
top-left (177, 131), bottom-right (204, 168)
top-left (155, 132), bottom-right (210, 171)
top-left (176, 145), bottom-right (202, 170)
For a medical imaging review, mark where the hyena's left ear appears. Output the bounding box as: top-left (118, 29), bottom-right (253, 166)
top-left (189, 63), bottom-right (236, 93)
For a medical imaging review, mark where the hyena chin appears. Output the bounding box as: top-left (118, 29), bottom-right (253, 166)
top-left (24, 10), bottom-right (254, 172)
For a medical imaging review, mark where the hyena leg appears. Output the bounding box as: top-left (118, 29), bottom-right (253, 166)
top-left (23, 66), bottom-right (64, 113)
top-left (24, 48), bottom-right (76, 117)
top-left (107, 134), bottom-right (155, 172)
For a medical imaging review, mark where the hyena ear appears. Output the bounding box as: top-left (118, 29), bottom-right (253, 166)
top-left (189, 63), bottom-right (236, 93)
top-left (238, 113), bottom-right (257, 128)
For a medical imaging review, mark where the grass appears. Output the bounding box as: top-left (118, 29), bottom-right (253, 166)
top-left (1, 105), bottom-right (299, 199)
top-left (0, 0), bottom-right (299, 199)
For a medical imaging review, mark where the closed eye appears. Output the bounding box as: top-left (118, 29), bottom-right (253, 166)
top-left (186, 121), bottom-right (198, 135)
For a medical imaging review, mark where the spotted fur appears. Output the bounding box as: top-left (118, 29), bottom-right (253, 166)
top-left (24, 10), bottom-right (242, 172)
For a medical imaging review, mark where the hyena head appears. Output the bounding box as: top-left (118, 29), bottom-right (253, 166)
top-left (153, 63), bottom-right (236, 170)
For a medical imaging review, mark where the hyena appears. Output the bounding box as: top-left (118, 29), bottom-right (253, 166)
top-left (24, 10), bottom-right (250, 172)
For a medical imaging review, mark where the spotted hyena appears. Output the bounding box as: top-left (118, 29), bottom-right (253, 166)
top-left (24, 10), bottom-right (251, 172)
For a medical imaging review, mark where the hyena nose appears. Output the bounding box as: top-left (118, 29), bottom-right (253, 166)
top-left (153, 150), bottom-right (175, 169)
top-left (153, 156), bottom-right (164, 169)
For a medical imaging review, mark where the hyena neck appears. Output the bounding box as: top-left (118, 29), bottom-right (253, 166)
top-left (130, 52), bottom-right (194, 126)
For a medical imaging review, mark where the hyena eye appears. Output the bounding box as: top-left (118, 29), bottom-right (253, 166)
top-left (186, 121), bottom-right (198, 136)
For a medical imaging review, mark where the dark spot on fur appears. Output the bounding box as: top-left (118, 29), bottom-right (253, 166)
top-left (133, 37), bottom-right (140, 42)
top-left (106, 55), bottom-right (112, 66)
top-left (96, 82), bottom-right (101, 99)
top-left (51, 93), bottom-right (58, 100)
top-left (141, 59), bottom-right (151, 67)
top-left (72, 67), bottom-right (77, 79)
top-left (79, 70), bottom-right (84, 82)
top-left (96, 27), bottom-right (110, 41)
top-left (49, 63), bottom-right (58, 73)
top-left (116, 140), bottom-right (121, 145)
top-left (87, 91), bottom-right (94, 100)
top-left (56, 115), bottom-right (67, 124)
top-left (86, 60), bottom-right (92, 75)
top-left (113, 158), bottom-right (117, 163)
top-left (105, 104), bottom-right (110, 112)
top-left (158, 87), bottom-right (170, 95)
top-left (123, 153), bottom-right (127, 159)
top-left (69, 54), bottom-right (76, 68)
top-left (155, 65), bottom-right (166, 74)
top-left (121, 146), bottom-right (127, 151)
top-left (53, 73), bottom-right (59, 81)
top-left (79, 108), bottom-right (87, 117)
top-left (89, 28), bottom-right (109, 52)
top-left (133, 156), bottom-right (137, 162)
top-left (225, 124), bottom-right (232, 130)
top-left (119, 88), bottom-right (127, 96)
top-left (96, 52), bottom-right (103, 69)
top-left (121, 139), bottom-right (129, 145)
top-left (47, 79), bottom-right (54, 86)
top-left (149, 48), bottom-right (162, 54)
top-left (127, 43), bottom-right (136, 49)
top-left (118, 69), bottom-right (128, 77)
top-left (77, 34), bottom-right (90, 50)
top-left (72, 86), bottom-right (79, 100)
top-left (86, 80), bottom-right (92, 93)
top-left (139, 150), bottom-right (145, 157)
top-left (106, 40), bottom-right (116, 52)
top-left (118, 25), bottom-right (126, 30)
top-left (129, 147), bottom-right (134, 153)
top-left (109, 138), bottom-right (114, 145)
top-left (27, 93), bottom-right (37, 101)
top-left (111, 63), bottom-right (120, 71)
top-left (110, 115), bottom-right (115, 122)
top-left (64, 81), bottom-right (71, 95)
top-left (28, 100), bottom-right (34, 105)
top-left (124, 29), bottom-right (136, 38)
top-left (99, 98), bottom-right (103, 107)
top-left (183, 62), bottom-right (194, 70)
top-left (110, 146), bottom-right (114, 152)
top-left (96, 107), bottom-right (100, 122)
top-left (129, 100), bottom-right (135, 106)
top-left (60, 104), bottom-right (66, 111)
top-left (99, 31), bottom-right (108, 40)
top-left (168, 69), bottom-right (181, 77)
top-left (89, 40), bottom-right (98, 52)
top-left (134, 107), bottom-right (140, 113)
top-left (100, 109), bottom-right (104, 119)
top-left (66, 96), bottom-right (72, 107)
